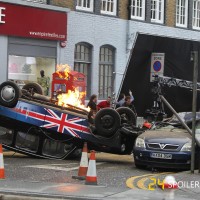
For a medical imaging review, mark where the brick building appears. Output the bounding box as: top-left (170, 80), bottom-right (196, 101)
top-left (1, 0), bottom-right (200, 111)
top-left (50, 0), bottom-right (200, 101)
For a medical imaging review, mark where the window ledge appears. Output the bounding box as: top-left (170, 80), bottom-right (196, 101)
top-left (151, 19), bottom-right (164, 24)
top-left (131, 16), bottom-right (145, 21)
top-left (192, 26), bottom-right (200, 31)
top-left (76, 6), bottom-right (93, 12)
top-left (100, 11), bottom-right (116, 16)
top-left (176, 24), bottom-right (188, 28)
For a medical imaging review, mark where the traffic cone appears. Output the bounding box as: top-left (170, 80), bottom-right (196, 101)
top-left (0, 144), bottom-right (5, 179)
top-left (85, 151), bottom-right (97, 185)
top-left (162, 175), bottom-right (178, 200)
top-left (72, 142), bottom-right (88, 180)
top-left (163, 175), bottom-right (178, 189)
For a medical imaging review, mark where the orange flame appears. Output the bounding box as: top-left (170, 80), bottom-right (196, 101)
top-left (56, 64), bottom-right (71, 80)
top-left (55, 64), bottom-right (89, 112)
top-left (57, 89), bottom-right (90, 112)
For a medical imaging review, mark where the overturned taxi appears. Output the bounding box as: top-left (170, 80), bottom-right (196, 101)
top-left (0, 81), bottom-right (141, 159)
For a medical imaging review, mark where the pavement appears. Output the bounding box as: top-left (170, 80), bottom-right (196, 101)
top-left (0, 170), bottom-right (200, 200)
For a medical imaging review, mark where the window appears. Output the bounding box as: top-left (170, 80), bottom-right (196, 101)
top-left (193, 0), bottom-right (200, 30)
top-left (74, 43), bottom-right (92, 98)
top-left (99, 46), bottom-right (115, 99)
top-left (130, 0), bottom-right (145, 20)
top-left (76, 0), bottom-right (94, 12)
top-left (101, 0), bottom-right (117, 15)
top-left (151, 0), bottom-right (165, 23)
top-left (8, 55), bottom-right (55, 95)
top-left (176, 0), bottom-right (188, 27)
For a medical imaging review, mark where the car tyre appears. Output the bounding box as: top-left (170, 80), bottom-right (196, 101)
top-left (116, 107), bottom-right (136, 125)
top-left (67, 148), bottom-right (82, 159)
top-left (94, 108), bottom-right (121, 137)
top-left (0, 81), bottom-right (21, 108)
top-left (22, 82), bottom-right (43, 95)
top-left (134, 160), bottom-right (146, 169)
top-left (135, 163), bottom-right (146, 169)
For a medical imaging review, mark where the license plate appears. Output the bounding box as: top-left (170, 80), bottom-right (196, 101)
top-left (150, 153), bottom-right (172, 159)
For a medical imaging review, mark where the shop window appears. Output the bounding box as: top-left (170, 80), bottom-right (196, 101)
top-left (130, 0), bottom-right (146, 20)
top-left (76, 0), bottom-right (94, 12)
top-left (8, 55), bottom-right (55, 95)
top-left (74, 43), bottom-right (92, 98)
top-left (193, 0), bottom-right (200, 30)
top-left (101, 0), bottom-right (117, 16)
top-left (151, 0), bottom-right (165, 24)
top-left (99, 46), bottom-right (115, 99)
top-left (176, 0), bottom-right (188, 28)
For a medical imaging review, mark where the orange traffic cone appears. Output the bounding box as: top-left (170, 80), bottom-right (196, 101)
top-left (163, 175), bottom-right (178, 189)
top-left (85, 151), bottom-right (97, 185)
top-left (0, 144), bottom-right (5, 179)
top-left (162, 175), bottom-right (178, 200)
top-left (72, 142), bottom-right (88, 180)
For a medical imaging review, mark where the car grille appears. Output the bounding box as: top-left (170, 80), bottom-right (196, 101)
top-left (147, 143), bottom-right (179, 151)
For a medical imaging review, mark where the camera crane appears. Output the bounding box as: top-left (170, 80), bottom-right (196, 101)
top-left (151, 75), bottom-right (200, 145)
top-left (154, 75), bottom-right (200, 91)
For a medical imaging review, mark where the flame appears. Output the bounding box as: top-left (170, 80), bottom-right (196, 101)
top-left (56, 64), bottom-right (71, 80)
top-left (55, 64), bottom-right (89, 112)
top-left (57, 89), bottom-right (90, 112)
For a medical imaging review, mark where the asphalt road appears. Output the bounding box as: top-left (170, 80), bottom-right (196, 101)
top-left (2, 151), bottom-right (200, 200)
top-left (3, 151), bottom-right (176, 189)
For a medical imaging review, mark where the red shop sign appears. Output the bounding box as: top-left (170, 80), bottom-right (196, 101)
top-left (0, 2), bottom-right (67, 41)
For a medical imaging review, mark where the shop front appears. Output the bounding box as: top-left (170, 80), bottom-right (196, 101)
top-left (0, 1), bottom-right (68, 95)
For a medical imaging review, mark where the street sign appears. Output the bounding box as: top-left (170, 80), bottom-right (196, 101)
top-left (150, 53), bottom-right (165, 82)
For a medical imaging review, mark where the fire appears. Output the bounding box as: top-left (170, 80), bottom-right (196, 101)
top-left (56, 64), bottom-right (71, 80)
top-left (57, 89), bottom-right (90, 112)
top-left (55, 64), bottom-right (90, 112)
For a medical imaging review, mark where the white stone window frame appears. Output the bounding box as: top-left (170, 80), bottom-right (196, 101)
top-left (193, 0), bottom-right (200, 30)
top-left (151, 0), bottom-right (165, 24)
top-left (176, 0), bottom-right (188, 28)
top-left (130, 0), bottom-right (146, 20)
top-left (101, 0), bottom-right (117, 16)
top-left (76, 0), bottom-right (94, 12)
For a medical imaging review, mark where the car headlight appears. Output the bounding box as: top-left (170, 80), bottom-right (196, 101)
top-left (135, 138), bottom-right (146, 149)
top-left (180, 142), bottom-right (192, 152)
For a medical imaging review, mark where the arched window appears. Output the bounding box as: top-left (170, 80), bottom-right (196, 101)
top-left (99, 46), bottom-right (115, 99)
top-left (74, 43), bottom-right (92, 97)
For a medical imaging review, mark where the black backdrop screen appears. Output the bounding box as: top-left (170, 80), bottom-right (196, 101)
top-left (120, 34), bottom-right (200, 116)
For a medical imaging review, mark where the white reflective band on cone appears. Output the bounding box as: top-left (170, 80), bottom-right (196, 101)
top-left (80, 152), bottom-right (88, 167)
top-left (86, 160), bottom-right (96, 176)
top-left (0, 154), bottom-right (4, 168)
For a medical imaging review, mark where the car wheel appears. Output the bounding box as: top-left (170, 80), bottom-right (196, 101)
top-left (67, 148), bottom-right (82, 159)
top-left (135, 163), bottom-right (146, 169)
top-left (0, 81), bottom-right (21, 108)
top-left (22, 82), bottom-right (43, 95)
top-left (94, 108), bottom-right (121, 137)
top-left (134, 160), bottom-right (146, 169)
top-left (116, 107), bottom-right (136, 125)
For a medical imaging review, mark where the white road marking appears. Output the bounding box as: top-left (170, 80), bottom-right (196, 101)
top-left (49, 163), bottom-right (77, 166)
top-left (24, 162), bottom-right (105, 172)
